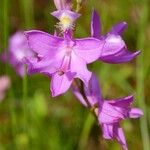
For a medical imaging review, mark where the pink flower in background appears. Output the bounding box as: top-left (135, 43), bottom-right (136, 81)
top-left (72, 74), bottom-right (143, 150)
top-left (1, 31), bottom-right (34, 77)
top-left (0, 76), bottom-right (10, 101)
top-left (91, 10), bottom-right (140, 63)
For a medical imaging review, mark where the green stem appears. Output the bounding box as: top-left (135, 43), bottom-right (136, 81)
top-left (22, 66), bottom-right (28, 129)
top-left (136, 1), bottom-right (150, 150)
top-left (19, 0), bottom-right (35, 148)
top-left (78, 113), bottom-right (95, 150)
top-left (3, 0), bottom-right (17, 148)
top-left (20, 0), bottom-right (34, 28)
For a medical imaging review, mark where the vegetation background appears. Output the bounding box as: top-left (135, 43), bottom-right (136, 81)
top-left (0, 0), bottom-right (150, 149)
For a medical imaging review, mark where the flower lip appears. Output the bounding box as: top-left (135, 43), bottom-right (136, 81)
top-left (51, 10), bottom-right (81, 31)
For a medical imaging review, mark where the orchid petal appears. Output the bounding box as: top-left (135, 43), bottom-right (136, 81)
top-left (50, 72), bottom-right (74, 97)
top-left (108, 95), bottom-right (133, 108)
top-left (128, 108), bottom-right (143, 118)
top-left (99, 102), bottom-right (124, 124)
top-left (91, 10), bottom-right (101, 38)
top-left (99, 34), bottom-right (126, 58)
top-left (100, 49), bottom-right (140, 64)
top-left (109, 22), bottom-right (128, 35)
top-left (24, 30), bottom-right (64, 56)
top-left (102, 124), bottom-right (113, 139)
top-left (51, 10), bottom-right (80, 21)
top-left (25, 57), bottom-right (56, 75)
top-left (70, 52), bottom-right (92, 87)
top-left (114, 124), bottom-right (128, 150)
top-left (72, 85), bottom-right (88, 107)
top-left (85, 74), bottom-right (102, 106)
top-left (74, 38), bottom-right (104, 63)
top-left (25, 50), bottom-right (64, 75)
top-left (102, 123), bottom-right (128, 150)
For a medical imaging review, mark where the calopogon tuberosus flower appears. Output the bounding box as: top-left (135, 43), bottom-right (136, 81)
top-left (91, 10), bottom-right (140, 63)
top-left (0, 31), bottom-right (34, 77)
top-left (53, 0), bottom-right (72, 10)
top-left (72, 74), bottom-right (143, 150)
top-left (24, 30), bottom-right (104, 97)
top-left (0, 76), bottom-right (10, 101)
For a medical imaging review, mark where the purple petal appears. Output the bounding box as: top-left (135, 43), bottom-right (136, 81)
top-left (99, 34), bottom-right (125, 58)
top-left (100, 48), bottom-right (140, 64)
top-left (109, 22), bottom-right (128, 35)
top-left (70, 52), bottom-right (92, 87)
top-left (114, 124), bottom-right (128, 150)
top-left (91, 10), bottom-right (101, 38)
top-left (128, 108), bottom-right (143, 118)
top-left (99, 102), bottom-right (124, 124)
top-left (85, 74), bottom-right (102, 106)
top-left (72, 85), bottom-right (88, 107)
top-left (101, 123), bottom-right (128, 150)
top-left (101, 124), bottom-right (113, 139)
top-left (25, 51), bottom-right (64, 75)
top-left (51, 10), bottom-right (80, 22)
top-left (24, 30), bottom-right (64, 56)
top-left (108, 95), bottom-right (134, 108)
top-left (72, 73), bottom-right (102, 107)
top-left (74, 38), bottom-right (104, 63)
top-left (50, 71), bottom-right (74, 97)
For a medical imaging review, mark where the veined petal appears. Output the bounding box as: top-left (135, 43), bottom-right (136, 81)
top-left (50, 71), bottom-right (74, 97)
top-left (24, 30), bottom-right (64, 56)
top-left (74, 38), bottom-right (104, 63)
top-left (91, 10), bottom-right (101, 38)
top-left (109, 22), bottom-right (128, 35)
top-left (70, 52), bottom-right (92, 87)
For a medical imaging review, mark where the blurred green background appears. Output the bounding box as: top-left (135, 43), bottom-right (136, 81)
top-left (0, 0), bottom-right (150, 149)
